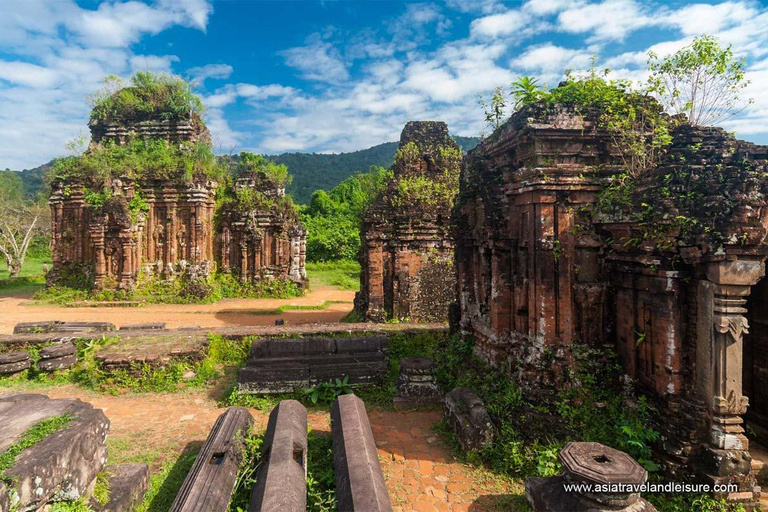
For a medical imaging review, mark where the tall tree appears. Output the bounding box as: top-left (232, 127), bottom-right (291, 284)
top-left (0, 173), bottom-right (48, 278)
top-left (648, 35), bottom-right (753, 126)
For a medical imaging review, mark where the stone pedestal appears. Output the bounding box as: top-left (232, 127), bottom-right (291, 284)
top-left (525, 442), bottom-right (656, 512)
top-left (393, 357), bottom-right (442, 409)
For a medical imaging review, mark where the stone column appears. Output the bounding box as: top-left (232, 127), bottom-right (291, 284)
top-left (91, 224), bottom-right (106, 290)
top-left (696, 259), bottom-right (765, 506)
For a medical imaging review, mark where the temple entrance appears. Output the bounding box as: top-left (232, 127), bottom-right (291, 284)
top-left (744, 276), bottom-right (768, 433)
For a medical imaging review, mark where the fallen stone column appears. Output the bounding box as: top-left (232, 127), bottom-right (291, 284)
top-left (331, 394), bottom-right (392, 512)
top-left (170, 407), bottom-right (254, 512)
top-left (249, 400), bottom-right (307, 512)
top-left (525, 442), bottom-right (657, 511)
top-left (444, 387), bottom-right (494, 452)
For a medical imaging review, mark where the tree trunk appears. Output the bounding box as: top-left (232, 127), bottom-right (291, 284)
top-left (9, 261), bottom-right (21, 278)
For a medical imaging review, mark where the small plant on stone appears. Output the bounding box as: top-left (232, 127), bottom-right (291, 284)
top-left (303, 376), bottom-right (353, 405)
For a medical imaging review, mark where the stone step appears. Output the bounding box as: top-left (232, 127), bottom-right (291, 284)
top-left (170, 407), bottom-right (253, 512)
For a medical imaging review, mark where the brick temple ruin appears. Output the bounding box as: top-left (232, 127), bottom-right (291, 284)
top-left (455, 103), bottom-right (768, 506)
top-left (355, 121), bottom-right (460, 322)
top-left (48, 108), bottom-right (306, 292)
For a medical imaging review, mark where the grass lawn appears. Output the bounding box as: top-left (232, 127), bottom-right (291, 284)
top-left (306, 260), bottom-right (360, 291)
top-left (0, 252), bottom-right (51, 297)
top-left (1, 255), bottom-right (360, 299)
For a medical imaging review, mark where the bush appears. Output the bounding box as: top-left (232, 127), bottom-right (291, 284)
top-left (89, 72), bottom-right (204, 122)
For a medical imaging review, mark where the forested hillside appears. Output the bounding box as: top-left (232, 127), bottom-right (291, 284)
top-left (4, 135), bottom-right (479, 204)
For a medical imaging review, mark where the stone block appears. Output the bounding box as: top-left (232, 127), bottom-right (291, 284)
top-left (38, 355), bottom-right (78, 372)
top-left (170, 407), bottom-right (253, 512)
top-left (0, 351), bottom-right (31, 375)
top-left (331, 394), bottom-right (392, 512)
top-left (0, 393), bottom-right (109, 510)
top-left (0, 350), bottom-right (30, 364)
top-left (91, 463), bottom-right (150, 512)
top-left (444, 388), bottom-right (494, 452)
top-left (238, 336), bottom-right (389, 394)
top-left (249, 400), bottom-right (307, 512)
top-left (39, 342), bottom-right (76, 360)
top-left (119, 323), bottom-right (166, 331)
top-left (394, 357), bottom-right (442, 409)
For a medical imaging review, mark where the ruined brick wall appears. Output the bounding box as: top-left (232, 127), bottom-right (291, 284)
top-left (217, 173), bottom-right (307, 286)
top-left (355, 121), bottom-right (459, 322)
top-left (49, 113), bottom-right (306, 292)
top-left (455, 105), bottom-right (619, 394)
top-left (89, 111), bottom-right (211, 146)
top-left (49, 173), bottom-right (217, 290)
top-left (456, 107), bottom-right (768, 503)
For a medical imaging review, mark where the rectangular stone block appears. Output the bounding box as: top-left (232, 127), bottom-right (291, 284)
top-left (238, 336), bottom-right (389, 394)
top-left (331, 394), bottom-right (392, 512)
top-left (170, 407), bottom-right (253, 512)
top-left (119, 323), bottom-right (166, 331)
top-left (249, 400), bottom-right (307, 512)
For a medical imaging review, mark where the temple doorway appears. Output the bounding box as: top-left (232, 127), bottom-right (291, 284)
top-left (744, 276), bottom-right (768, 433)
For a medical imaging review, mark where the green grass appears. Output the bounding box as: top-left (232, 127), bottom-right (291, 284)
top-left (0, 253), bottom-right (51, 297)
top-left (237, 300), bottom-right (350, 316)
top-left (0, 414), bottom-right (73, 479)
top-left (306, 260), bottom-right (360, 291)
top-left (136, 448), bottom-right (199, 512)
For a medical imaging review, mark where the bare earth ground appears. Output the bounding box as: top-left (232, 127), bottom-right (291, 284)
top-left (0, 285), bottom-right (355, 334)
top-left (0, 282), bottom-right (521, 510)
top-left (36, 385), bottom-right (519, 512)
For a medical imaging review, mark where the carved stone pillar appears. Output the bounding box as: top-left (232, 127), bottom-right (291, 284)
top-left (696, 259), bottom-right (765, 507)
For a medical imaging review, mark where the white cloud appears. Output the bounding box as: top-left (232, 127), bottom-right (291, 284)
top-left (0, 61), bottom-right (60, 88)
top-left (187, 63), bottom-right (234, 84)
top-left (281, 36), bottom-right (349, 83)
top-left (470, 10), bottom-right (530, 38)
top-left (667, 2), bottom-right (757, 36)
top-left (511, 43), bottom-right (593, 73)
top-left (557, 0), bottom-right (659, 42)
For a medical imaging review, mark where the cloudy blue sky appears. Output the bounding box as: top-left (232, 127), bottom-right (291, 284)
top-left (2, 0), bottom-right (768, 170)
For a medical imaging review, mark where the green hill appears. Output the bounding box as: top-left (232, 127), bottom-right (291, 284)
top-left (276, 135), bottom-right (479, 204)
top-left (4, 135), bottom-right (480, 204)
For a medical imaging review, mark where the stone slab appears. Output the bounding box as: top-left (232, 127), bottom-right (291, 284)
top-left (119, 323), bottom-right (166, 331)
top-left (331, 394), bottom-right (392, 512)
top-left (39, 342), bottom-right (76, 360)
top-left (170, 407), bottom-right (253, 512)
top-left (14, 321), bottom-right (114, 334)
top-left (0, 393), bottom-right (109, 510)
top-left (0, 351), bottom-right (30, 364)
top-left (91, 463), bottom-right (150, 512)
top-left (249, 400), bottom-right (307, 512)
top-left (0, 359), bottom-right (31, 375)
top-left (38, 355), bottom-right (78, 372)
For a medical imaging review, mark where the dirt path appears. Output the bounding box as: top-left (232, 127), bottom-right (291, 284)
top-left (28, 386), bottom-right (519, 512)
top-left (0, 285), bottom-right (355, 334)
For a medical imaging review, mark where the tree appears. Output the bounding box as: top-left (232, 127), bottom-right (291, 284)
top-left (0, 175), bottom-right (48, 278)
top-left (478, 86), bottom-right (508, 130)
top-left (648, 35), bottom-right (753, 126)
